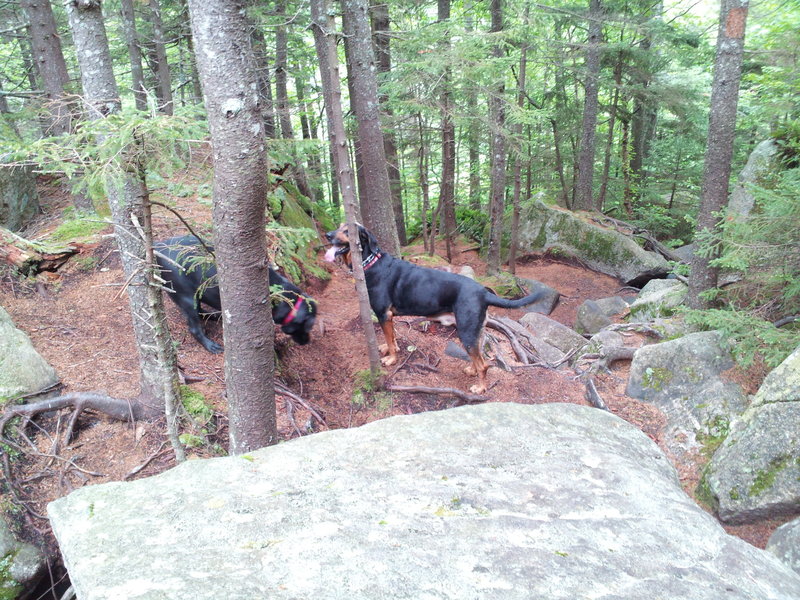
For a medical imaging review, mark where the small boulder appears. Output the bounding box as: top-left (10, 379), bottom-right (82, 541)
top-left (628, 279), bottom-right (687, 323)
top-left (767, 517), bottom-right (800, 575)
top-left (519, 312), bottom-right (588, 355)
top-left (515, 277), bottom-right (560, 315)
top-left (0, 518), bottom-right (46, 596)
top-left (574, 300), bottom-right (612, 335)
top-left (0, 306), bottom-right (59, 400)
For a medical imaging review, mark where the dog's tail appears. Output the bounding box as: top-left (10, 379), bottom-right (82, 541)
top-left (484, 289), bottom-right (547, 309)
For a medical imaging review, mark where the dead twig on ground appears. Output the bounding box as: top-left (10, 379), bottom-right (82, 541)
top-left (385, 384), bottom-right (488, 403)
top-left (275, 381), bottom-right (327, 428)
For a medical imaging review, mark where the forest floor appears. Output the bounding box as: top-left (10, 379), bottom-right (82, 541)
top-left (0, 167), bottom-right (785, 574)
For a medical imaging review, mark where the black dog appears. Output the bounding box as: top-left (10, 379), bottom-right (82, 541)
top-left (324, 224), bottom-right (545, 394)
top-left (155, 235), bottom-right (317, 353)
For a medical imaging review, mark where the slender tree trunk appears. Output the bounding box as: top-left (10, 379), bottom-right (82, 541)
top-left (621, 116), bottom-right (633, 216)
top-left (630, 1), bottom-right (662, 201)
top-left (688, 0), bottom-right (749, 308)
top-left (310, 0), bottom-right (382, 378)
top-left (416, 113), bottom-right (433, 254)
top-left (188, 0), bottom-right (277, 453)
top-left (465, 9), bottom-right (481, 211)
top-left (248, 8), bottom-right (277, 138)
top-left (437, 0), bottom-right (456, 262)
top-left (295, 75), bottom-right (325, 201)
top-left (21, 0), bottom-right (72, 134)
top-left (178, 0), bottom-right (202, 103)
top-left (65, 0), bottom-right (180, 437)
top-left (371, 0), bottom-right (406, 245)
top-left (341, 0), bottom-right (400, 255)
top-left (119, 0), bottom-right (148, 111)
top-left (573, 0), bottom-right (604, 211)
top-left (144, 0), bottom-right (173, 114)
top-left (486, 0), bottom-right (506, 275)
top-left (508, 3), bottom-right (529, 274)
top-left (597, 54), bottom-right (622, 211)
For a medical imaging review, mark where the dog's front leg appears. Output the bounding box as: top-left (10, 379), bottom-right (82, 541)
top-left (465, 346), bottom-right (489, 394)
top-left (378, 312), bottom-right (399, 366)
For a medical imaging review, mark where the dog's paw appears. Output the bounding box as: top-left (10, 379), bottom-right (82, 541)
top-left (204, 341), bottom-right (224, 354)
top-left (463, 365), bottom-right (477, 376)
top-left (469, 384), bottom-right (487, 395)
top-left (381, 355), bottom-right (397, 367)
top-left (378, 343), bottom-right (389, 356)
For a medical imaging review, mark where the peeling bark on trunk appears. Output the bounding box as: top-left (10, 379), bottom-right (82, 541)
top-left (188, 0), bottom-right (277, 454)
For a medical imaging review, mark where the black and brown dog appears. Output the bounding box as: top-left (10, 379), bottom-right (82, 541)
top-left (155, 235), bottom-right (317, 353)
top-left (324, 224), bottom-right (545, 394)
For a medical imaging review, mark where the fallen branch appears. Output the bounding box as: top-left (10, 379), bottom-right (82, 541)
top-left (275, 381), bottom-right (327, 428)
top-left (386, 384), bottom-right (488, 403)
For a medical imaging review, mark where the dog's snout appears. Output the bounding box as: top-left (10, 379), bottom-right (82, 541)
top-left (325, 231), bottom-right (335, 242)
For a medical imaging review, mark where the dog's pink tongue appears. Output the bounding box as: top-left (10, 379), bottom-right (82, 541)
top-left (324, 246), bottom-right (338, 262)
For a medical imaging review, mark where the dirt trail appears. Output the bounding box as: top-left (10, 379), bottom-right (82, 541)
top-left (0, 180), bottom-right (779, 553)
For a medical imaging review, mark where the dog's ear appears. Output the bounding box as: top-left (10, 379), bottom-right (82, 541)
top-left (358, 225), bottom-right (380, 253)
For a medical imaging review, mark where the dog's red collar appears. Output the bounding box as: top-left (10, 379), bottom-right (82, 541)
top-left (281, 297), bottom-right (305, 326)
top-left (362, 252), bottom-right (382, 271)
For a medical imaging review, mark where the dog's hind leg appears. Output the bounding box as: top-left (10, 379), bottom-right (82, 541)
top-left (174, 295), bottom-right (223, 354)
top-left (378, 310), bottom-right (400, 366)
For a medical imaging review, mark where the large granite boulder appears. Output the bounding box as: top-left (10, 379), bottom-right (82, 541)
top-left (702, 344), bottom-right (800, 524)
top-left (0, 305), bottom-right (58, 401)
top-left (49, 403), bottom-right (800, 600)
top-left (515, 201), bottom-right (669, 284)
top-left (626, 331), bottom-right (749, 459)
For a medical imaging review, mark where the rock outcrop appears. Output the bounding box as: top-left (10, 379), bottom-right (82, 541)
top-left (626, 331), bottom-right (749, 459)
top-left (516, 201), bottom-right (670, 284)
top-left (703, 344), bottom-right (800, 524)
top-left (49, 404), bottom-right (800, 600)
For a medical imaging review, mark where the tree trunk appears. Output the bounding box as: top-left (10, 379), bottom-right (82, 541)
top-left (178, 0), bottom-right (202, 104)
top-left (371, 0), bottom-right (406, 245)
top-left (687, 0), bottom-right (749, 309)
top-left (508, 3), bottom-right (529, 274)
top-left (295, 75), bottom-right (325, 201)
top-left (630, 1), bottom-right (662, 201)
top-left (573, 0), bottom-right (604, 212)
top-left (187, 0), bottom-right (277, 453)
top-left (437, 0), bottom-right (456, 262)
top-left (486, 0), bottom-right (506, 276)
top-left (119, 0), bottom-right (148, 111)
top-left (341, 0), bottom-right (400, 256)
top-left (597, 53), bottom-right (622, 211)
top-left (310, 0), bottom-right (382, 378)
top-left (144, 0), bottom-right (173, 114)
top-left (465, 9), bottom-right (481, 211)
top-left (65, 0), bottom-right (180, 431)
top-left (248, 7), bottom-right (277, 137)
top-left (620, 116), bottom-right (633, 216)
top-left (20, 0), bottom-right (72, 134)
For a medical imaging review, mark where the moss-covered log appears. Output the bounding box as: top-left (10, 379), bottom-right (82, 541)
top-left (0, 226), bottom-right (76, 275)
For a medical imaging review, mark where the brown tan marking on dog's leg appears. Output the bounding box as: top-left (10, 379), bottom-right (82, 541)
top-left (466, 346), bottom-right (489, 394)
top-left (379, 311), bottom-right (399, 366)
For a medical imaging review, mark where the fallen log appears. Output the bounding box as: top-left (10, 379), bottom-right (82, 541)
top-left (0, 226), bottom-right (77, 275)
